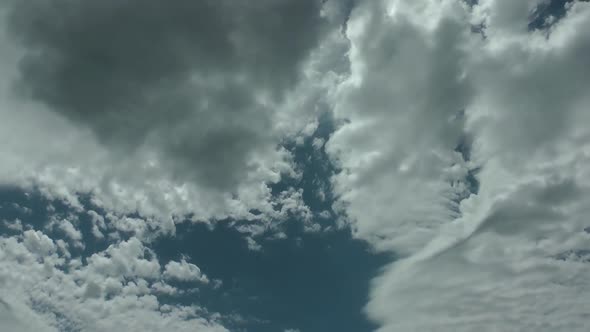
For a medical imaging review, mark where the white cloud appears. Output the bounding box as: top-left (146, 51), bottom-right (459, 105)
top-left (312, 137), bottom-right (325, 150)
top-left (326, 0), bottom-right (473, 254)
top-left (327, 0), bottom-right (590, 330)
top-left (87, 210), bottom-right (106, 239)
top-left (0, 232), bottom-right (229, 332)
top-left (9, 203), bottom-right (32, 215)
top-left (21, 229), bottom-right (56, 257)
top-left (3, 218), bottom-right (23, 232)
top-left (151, 281), bottom-right (180, 296)
top-left (47, 217), bottom-right (84, 248)
top-left (246, 237), bottom-right (263, 252)
top-left (164, 259), bottom-right (209, 284)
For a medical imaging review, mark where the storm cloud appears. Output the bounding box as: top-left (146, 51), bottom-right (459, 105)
top-left (6, 0), bottom-right (328, 189)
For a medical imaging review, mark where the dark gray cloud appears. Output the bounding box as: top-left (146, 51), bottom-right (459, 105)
top-left (6, 0), bottom-right (327, 189)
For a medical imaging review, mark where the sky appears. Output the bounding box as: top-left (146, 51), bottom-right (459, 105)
top-left (0, 0), bottom-right (589, 331)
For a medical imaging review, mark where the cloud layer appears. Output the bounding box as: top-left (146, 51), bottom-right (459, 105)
top-left (326, 0), bottom-right (590, 330)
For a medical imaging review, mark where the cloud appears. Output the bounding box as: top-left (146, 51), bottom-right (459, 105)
top-left (164, 259), bottom-right (209, 283)
top-left (0, 231), bottom-right (229, 332)
top-left (6, 0), bottom-right (327, 189)
top-left (87, 210), bottom-right (106, 239)
top-left (47, 216), bottom-right (84, 248)
top-left (4, 0), bottom-right (587, 330)
top-left (3, 218), bottom-right (23, 232)
top-left (326, 0), bottom-right (474, 253)
top-left (0, 297), bottom-right (57, 332)
top-left (326, 0), bottom-right (590, 330)
top-left (0, 0), bottom-right (350, 233)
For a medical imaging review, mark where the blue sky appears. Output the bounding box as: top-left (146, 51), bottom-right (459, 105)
top-left (0, 120), bottom-right (391, 331)
top-left (0, 182), bottom-right (390, 332)
top-left (1, 1), bottom-right (590, 331)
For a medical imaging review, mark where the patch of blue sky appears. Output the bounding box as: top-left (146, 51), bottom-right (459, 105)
top-left (0, 113), bottom-right (391, 332)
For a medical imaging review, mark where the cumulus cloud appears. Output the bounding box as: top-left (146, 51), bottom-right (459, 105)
top-left (326, 0), bottom-right (590, 330)
top-left (327, 0), bottom-right (474, 253)
top-left (164, 259), bottom-right (209, 284)
top-left (3, 0), bottom-right (587, 330)
top-left (3, 218), bottom-right (23, 232)
top-left (87, 210), bottom-right (106, 239)
top-left (6, 0), bottom-right (328, 188)
top-left (0, 0), bottom-right (348, 229)
top-left (47, 216), bottom-right (84, 248)
top-left (0, 231), bottom-right (228, 332)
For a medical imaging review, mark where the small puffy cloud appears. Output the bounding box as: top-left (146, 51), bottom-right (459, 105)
top-left (317, 210), bottom-right (331, 220)
top-left (274, 188), bottom-right (313, 222)
top-left (0, 296), bottom-right (57, 332)
top-left (87, 210), bottom-right (106, 239)
top-left (246, 237), bottom-right (263, 252)
top-left (3, 218), bottom-right (23, 232)
top-left (10, 203), bottom-right (32, 215)
top-left (151, 281), bottom-right (180, 296)
top-left (0, 231), bottom-right (229, 332)
top-left (111, 216), bottom-right (149, 239)
top-left (164, 259), bottom-right (209, 284)
top-left (312, 137), bottom-right (325, 150)
top-left (85, 237), bottom-right (161, 280)
top-left (21, 229), bottom-right (56, 257)
top-left (48, 217), bottom-right (84, 248)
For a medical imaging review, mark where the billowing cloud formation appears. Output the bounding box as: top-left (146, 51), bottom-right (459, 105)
top-left (0, 1), bottom-right (349, 225)
top-left (8, 0), bottom-right (326, 189)
top-left (327, 0), bottom-right (590, 330)
top-left (3, 0), bottom-right (589, 330)
top-left (0, 230), bottom-right (227, 332)
top-left (328, 0), bottom-right (473, 253)
top-left (0, 3), bottom-right (354, 328)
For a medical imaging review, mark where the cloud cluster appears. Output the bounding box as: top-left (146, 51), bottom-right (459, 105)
top-left (0, 0), bottom-right (348, 226)
top-left (0, 3), bottom-right (355, 328)
top-left (0, 229), bottom-right (225, 332)
top-left (327, 0), bottom-right (590, 330)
